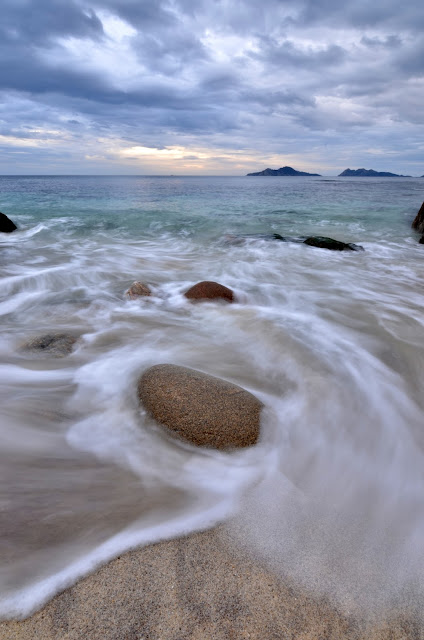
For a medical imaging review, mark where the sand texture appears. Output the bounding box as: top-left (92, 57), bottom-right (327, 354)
top-left (1, 525), bottom-right (422, 640)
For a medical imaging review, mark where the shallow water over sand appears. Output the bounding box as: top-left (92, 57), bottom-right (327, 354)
top-left (0, 175), bottom-right (424, 619)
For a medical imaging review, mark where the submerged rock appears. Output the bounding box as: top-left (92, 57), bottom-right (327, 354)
top-left (223, 233), bottom-right (287, 244)
top-left (184, 281), bottom-right (234, 302)
top-left (0, 212), bottom-right (17, 233)
top-left (304, 236), bottom-right (364, 251)
top-left (22, 333), bottom-right (77, 357)
top-left (126, 281), bottom-right (151, 299)
top-left (412, 202), bottom-right (424, 234)
top-left (138, 364), bottom-right (262, 449)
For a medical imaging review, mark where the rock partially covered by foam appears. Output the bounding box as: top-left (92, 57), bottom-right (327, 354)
top-left (184, 281), bottom-right (234, 302)
top-left (412, 202), bottom-right (424, 234)
top-left (126, 281), bottom-right (151, 299)
top-left (138, 364), bottom-right (262, 449)
top-left (22, 333), bottom-right (77, 357)
top-left (304, 236), bottom-right (364, 251)
top-left (0, 211), bottom-right (17, 233)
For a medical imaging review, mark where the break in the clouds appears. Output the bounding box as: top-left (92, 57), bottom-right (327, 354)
top-left (0, 0), bottom-right (422, 175)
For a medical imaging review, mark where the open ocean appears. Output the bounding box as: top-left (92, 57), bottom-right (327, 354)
top-left (1, 175), bottom-right (424, 620)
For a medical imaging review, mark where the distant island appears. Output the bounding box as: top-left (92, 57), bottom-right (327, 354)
top-left (339, 168), bottom-right (411, 177)
top-left (247, 166), bottom-right (321, 177)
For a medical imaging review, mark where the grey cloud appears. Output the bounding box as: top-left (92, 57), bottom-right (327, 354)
top-left (90, 0), bottom-right (177, 29)
top-left (251, 37), bottom-right (347, 70)
top-left (132, 31), bottom-right (208, 75)
top-left (0, 0), bottom-right (103, 46)
top-left (0, 0), bottom-right (422, 175)
top-left (361, 35), bottom-right (402, 49)
top-left (294, 0), bottom-right (424, 31)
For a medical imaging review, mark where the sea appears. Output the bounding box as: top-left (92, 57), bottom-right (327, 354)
top-left (0, 175), bottom-right (423, 621)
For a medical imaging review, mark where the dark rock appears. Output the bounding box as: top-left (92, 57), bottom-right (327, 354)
top-left (223, 233), bottom-right (287, 245)
top-left (412, 202), bottom-right (424, 234)
top-left (184, 281), bottom-right (234, 302)
top-left (339, 168), bottom-right (410, 177)
top-left (138, 364), bottom-right (262, 449)
top-left (22, 333), bottom-right (77, 357)
top-left (0, 212), bottom-right (17, 233)
top-left (419, 236), bottom-right (424, 244)
top-left (304, 236), bottom-right (364, 251)
top-left (247, 166), bottom-right (321, 177)
top-left (126, 281), bottom-right (151, 299)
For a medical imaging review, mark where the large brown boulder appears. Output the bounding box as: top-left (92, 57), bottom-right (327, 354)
top-left (0, 211), bottom-right (17, 233)
top-left (184, 281), bottom-right (234, 302)
top-left (126, 281), bottom-right (151, 299)
top-left (138, 364), bottom-right (262, 449)
top-left (412, 202), bottom-right (424, 234)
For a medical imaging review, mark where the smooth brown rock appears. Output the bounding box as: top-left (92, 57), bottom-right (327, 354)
top-left (22, 333), bottom-right (77, 357)
top-left (412, 202), bottom-right (424, 233)
top-left (126, 281), bottom-right (151, 299)
top-left (184, 280), bottom-right (234, 302)
top-left (138, 364), bottom-right (262, 449)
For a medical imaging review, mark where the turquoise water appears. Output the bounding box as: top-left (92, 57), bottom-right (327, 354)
top-left (1, 176), bottom-right (424, 620)
top-left (0, 174), bottom-right (420, 239)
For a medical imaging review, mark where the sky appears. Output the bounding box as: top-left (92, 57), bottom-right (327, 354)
top-left (0, 0), bottom-right (423, 176)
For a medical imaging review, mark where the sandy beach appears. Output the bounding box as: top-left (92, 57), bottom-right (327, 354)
top-left (1, 524), bottom-right (422, 640)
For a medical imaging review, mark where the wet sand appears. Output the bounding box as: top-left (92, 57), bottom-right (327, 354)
top-left (1, 525), bottom-right (421, 640)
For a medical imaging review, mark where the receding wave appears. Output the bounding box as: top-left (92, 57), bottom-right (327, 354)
top-left (1, 176), bottom-right (424, 621)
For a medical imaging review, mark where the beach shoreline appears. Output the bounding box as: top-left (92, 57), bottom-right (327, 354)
top-left (1, 524), bottom-right (422, 640)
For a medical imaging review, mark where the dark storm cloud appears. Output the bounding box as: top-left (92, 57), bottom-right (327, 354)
top-left (0, 0), bottom-right (422, 174)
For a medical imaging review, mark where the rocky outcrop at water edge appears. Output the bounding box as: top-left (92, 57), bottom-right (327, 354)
top-left (304, 236), bottom-right (364, 251)
top-left (126, 281), bottom-right (151, 299)
top-left (412, 202), bottom-right (424, 234)
top-left (184, 280), bottom-right (234, 302)
top-left (138, 364), bottom-right (262, 449)
top-left (22, 333), bottom-right (77, 357)
top-left (0, 211), bottom-right (17, 233)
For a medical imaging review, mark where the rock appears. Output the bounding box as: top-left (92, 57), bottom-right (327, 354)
top-left (184, 281), bottom-right (234, 302)
top-left (419, 236), bottom-right (424, 244)
top-left (304, 236), bottom-right (364, 251)
top-left (22, 333), bottom-right (77, 357)
top-left (138, 364), bottom-right (262, 449)
top-left (412, 202), bottom-right (424, 234)
top-left (126, 281), bottom-right (151, 299)
top-left (0, 211), bottom-right (17, 233)
top-left (224, 233), bottom-right (287, 244)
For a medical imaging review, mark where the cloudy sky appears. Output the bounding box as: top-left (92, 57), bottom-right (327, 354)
top-left (0, 0), bottom-right (423, 175)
